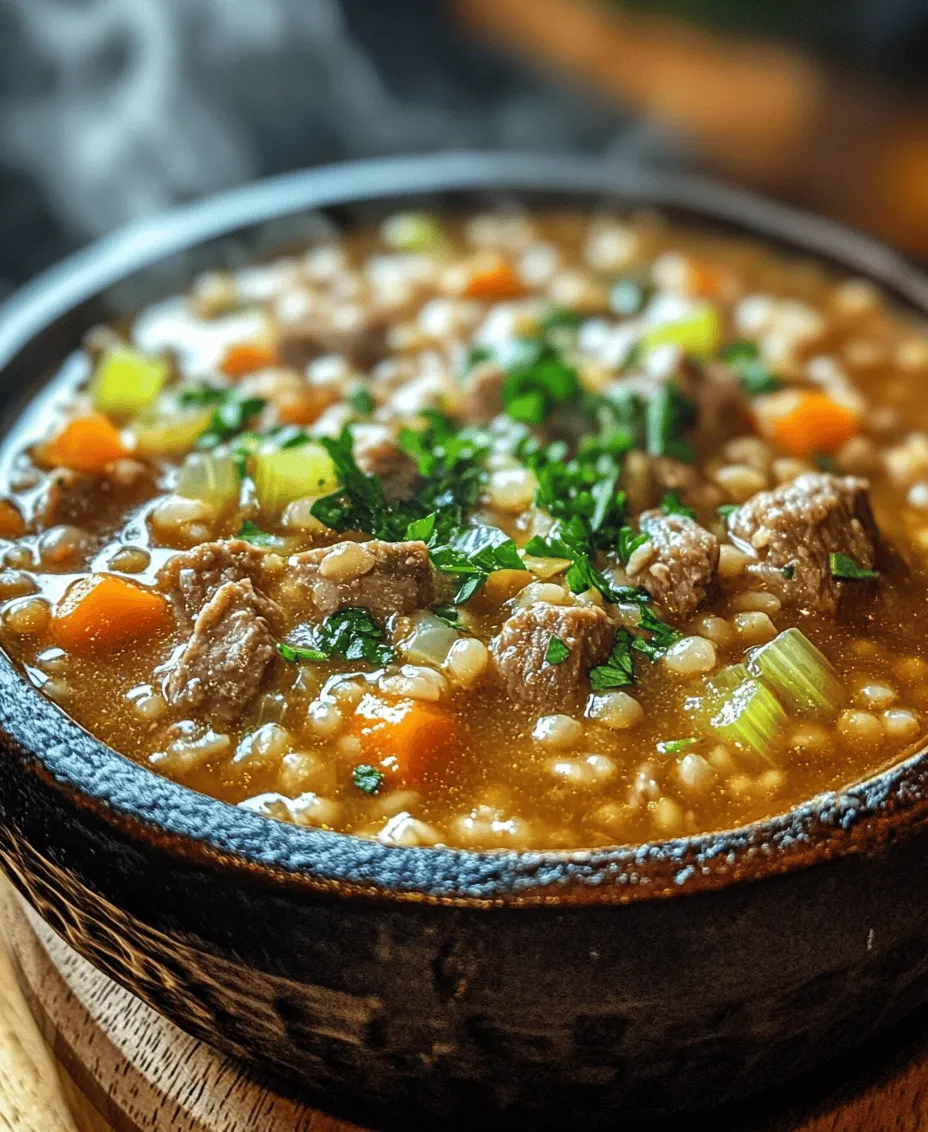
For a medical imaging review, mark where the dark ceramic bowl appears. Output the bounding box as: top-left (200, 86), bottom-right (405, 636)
top-left (1, 154), bottom-right (928, 1129)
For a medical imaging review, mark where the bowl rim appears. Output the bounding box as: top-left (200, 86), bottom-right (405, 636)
top-left (2, 150), bottom-right (928, 909)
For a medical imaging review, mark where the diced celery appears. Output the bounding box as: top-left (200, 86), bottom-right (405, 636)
top-left (92, 347), bottom-right (169, 416)
top-left (747, 627), bottom-right (845, 718)
top-left (131, 405), bottom-right (214, 455)
top-left (176, 451), bottom-right (241, 512)
top-left (707, 663), bottom-right (751, 697)
top-left (253, 444), bottom-right (339, 513)
top-left (381, 212), bottom-right (445, 252)
top-left (709, 677), bottom-right (787, 760)
top-left (640, 303), bottom-right (721, 359)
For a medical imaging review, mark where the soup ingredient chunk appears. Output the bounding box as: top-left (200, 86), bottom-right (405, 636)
top-left (284, 539), bottom-right (434, 622)
top-left (163, 579), bottom-right (282, 721)
top-left (157, 539), bottom-right (268, 624)
top-left (627, 511), bottom-right (719, 618)
top-left (491, 600), bottom-right (615, 713)
top-left (54, 574), bottom-right (169, 654)
top-left (729, 473), bottom-right (878, 613)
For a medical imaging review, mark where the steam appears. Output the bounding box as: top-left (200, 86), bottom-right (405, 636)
top-left (0, 0), bottom-right (656, 250)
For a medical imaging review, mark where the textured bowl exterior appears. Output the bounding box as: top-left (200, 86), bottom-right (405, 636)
top-left (0, 154), bottom-right (927, 1125)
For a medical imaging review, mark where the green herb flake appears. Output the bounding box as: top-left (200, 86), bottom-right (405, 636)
top-left (541, 308), bottom-right (584, 333)
top-left (314, 607), bottom-right (396, 667)
top-left (718, 504), bottom-right (740, 520)
top-left (353, 764), bottom-right (385, 795)
top-left (545, 636), bottom-right (570, 666)
top-left (590, 627), bottom-right (636, 689)
top-left (348, 387), bottom-right (376, 415)
top-left (645, 381), bottom-right (696, 462)
top-left (782, 563), bottom-right (796, 580)
top-left (660, 491), bottom-right (696, 521)
top-left (236, 520), bottom-right (277, 546)
top-left (722, 341), bottom-right (781, 397)
top-left (195, 392), bottom-right (267, 450)
top-left (618, 525), bottom-right (649, 567)
top-left (829, 553), bottom-right (879, 581)
top-left (657, 737), bottom-right (698, 755)
top-left (631, 606), bottom-right (682, 661)
top-left (815, 452), bottom-right (837, 473)
top-left (278, 642), bottom-right (328, 663)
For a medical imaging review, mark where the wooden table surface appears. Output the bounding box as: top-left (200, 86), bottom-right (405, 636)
top-left (2, 880), bottom-right (928, 1132)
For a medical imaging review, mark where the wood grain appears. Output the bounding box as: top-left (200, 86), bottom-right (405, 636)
top-left (2, 877), bottom-right (928, 1131)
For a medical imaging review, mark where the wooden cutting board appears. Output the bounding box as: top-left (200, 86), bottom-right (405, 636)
top-left (1, 881), bottom-right (927, 1132)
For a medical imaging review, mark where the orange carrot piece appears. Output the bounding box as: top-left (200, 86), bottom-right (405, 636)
top-left (462, 254), bottom-right (525, 301)
top-left (53, 575), bottom-right (169, 654)
top-left (41, 413), bottom-right (128, 473)
top-left (0, 499), bottom-right (24, 540)
top-left (351, 695), bottom-right (460, 786)
top-left (275, 386), bottom-right (338, 426)
top-left (754, 390), bottom-right (860, 456)
top-left (220, 339), bottom-right (280, 378)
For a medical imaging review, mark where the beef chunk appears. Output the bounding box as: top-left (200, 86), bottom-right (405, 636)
top-left (729, 473), bottom-right (879, 613)
top-left (163, 579), bottom-right (282, 722)
top-left (353, 426), bottom-right (419, 502)
top-left (459, 361), bottom-right (504, 424)
top-left (490, 601), bottom-right (615, 713)
top-left (278, 297), bottom-right (387, 369)
top-left (157, 540), bottom-right (267, 626)
top-left (628, 511), bottom-right (719, 619)
top-left (283, 540), bottom-right (434, 623)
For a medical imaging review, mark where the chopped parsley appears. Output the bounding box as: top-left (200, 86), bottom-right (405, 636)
top-left (434, 605), bottom-right (470, 633)
top-left (660, 491), bottom-right (696, 521)
top-left (718, 504), bottom-right (739, 520)
top-left (278, 608), bottom-right (396, 669)
top-left (353, 765), bottom-right (384, 795)
top-left (829, 553), bottom-right (878, 581)
top-left (545, 636), bottom-right (570, 666)
top-left (618, 525), bottom-right (649, 567)
top-left (278, 642), bottom-right (328, 663)
top-left (236, 520), bottom-right (276, 546)
top-left (645, 381), bottom-right (696, 461)
top-left (499, 337), bottom-right (580, 424)
top-left (657, 737), bottom-right (698, 754)
top-left (590, 628), bottom-right (636, 689)
top-left (631, 606), bottom-right (682, 660)
top-left (541, 308), bottom-right (584, 333)
top-left (722, 342), bottom-right (781, 397)
top-left (464, 344), bottom-right (494, 370)
top-left (815, 452), bottom-right (837, 473)
top-left (195, 391), bottom-right (267, 450)
top-left (347, 387), bottom-right (375, 415)
top-left (781, 563), bottom-right (796, 580)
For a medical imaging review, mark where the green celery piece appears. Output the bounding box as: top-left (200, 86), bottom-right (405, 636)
top-left (747, 627), bottom-right (845, 718)
top-left (92, 346), bottom-right (169, 416)
top-left (640, 303), bottom-right (721, 360)
top-left (709, 677), bottom-right (787, 760)
top-left (253, 443), bottom-right (339, 513)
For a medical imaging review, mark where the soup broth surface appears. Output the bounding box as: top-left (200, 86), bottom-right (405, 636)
top-left (2, 208), bottom-right (927, 850)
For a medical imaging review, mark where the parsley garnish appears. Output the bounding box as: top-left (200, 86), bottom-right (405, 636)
top-left (545, 636), bottom-right (570, 666)
top-left (816, 452), bottom-right (837, 473)
top-left (353, 765), bottom-right (384, 795)
top-left (465, 344), bottom-right (493, 371)
top-left (829, 553), bottom-right (878, 581)
top-left (660, 491), bottom-right (696, 521)
top-left (618, 525), bottom-right (649, 567)
top-left (348, 387), bottom-right (375, 415)
top-left (278, 608), bottom-right (396, 669)
top-left (434, 606), bottom-right (469, 633)
top-left (657, 737), bottom-right (698, 754)
top-left (499, 337), bottom-right (580, 424)
top-left (590, 628), bottom-right (636, 689)
top-left (541, 308), bottom-right (584, 333)
top-left (237, 520), bottom-right (276, 546)
top-left (278, 642), bottom-right (328, 663)
top-left (645, 381), bottom-right (696, 462)
top-left (782, 563), bottom-right (796, 580)
top-left (722, 342), bottom-right (781, 397)
top-left (718, 504), bottom-right (739, 520)
top-left (195, 391), bottom-right (266, 450)
top-left (631, 606), bottom-right (682, 660)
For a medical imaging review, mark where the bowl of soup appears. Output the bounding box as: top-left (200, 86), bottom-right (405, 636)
top-left (1, 153), bottom-right (927, 1127)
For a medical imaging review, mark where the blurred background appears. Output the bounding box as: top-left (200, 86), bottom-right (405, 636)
top-left (0, 0), bottom-right (926, 302)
